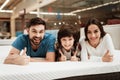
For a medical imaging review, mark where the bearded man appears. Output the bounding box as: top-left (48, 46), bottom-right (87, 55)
top-left (4, 17), bottom-right (56, 65)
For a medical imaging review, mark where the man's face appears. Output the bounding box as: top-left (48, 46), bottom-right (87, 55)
top-left (28, 25), bottom-right (45, 46)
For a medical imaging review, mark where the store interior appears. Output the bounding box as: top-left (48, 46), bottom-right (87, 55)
top-left (0, 0), bottom-right (120, 39)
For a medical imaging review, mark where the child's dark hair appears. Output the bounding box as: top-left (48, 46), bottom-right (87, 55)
top-left (57, 24), bottom-right (80, 48)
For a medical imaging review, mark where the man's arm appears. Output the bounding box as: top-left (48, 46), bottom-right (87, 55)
top-left (4, 47), bottom-right (30, 65)
top-left (30, 52), bottom-right (55, 62)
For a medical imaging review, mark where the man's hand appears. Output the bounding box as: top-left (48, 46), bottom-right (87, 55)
top-left (4, 47), bottom-right (30, 65)
top-left (15, 47), bottom-right (30, 65)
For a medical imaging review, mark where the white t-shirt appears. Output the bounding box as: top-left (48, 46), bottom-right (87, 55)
top-left (80, 34), bottom-right (115, 62)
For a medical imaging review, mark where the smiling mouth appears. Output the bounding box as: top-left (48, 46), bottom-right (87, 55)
top-left (33, 38), bottom-right (40, 43)
top-left (64, 45), bottom-right (71, 47)
top-left (32, 37), bottom-right (41, 44)
top-left (64, 45), bottom-right (72, 49)
top-left (34, 38), bottom-right (40, 41)
top-left (90, 37), bottom-right (97, 40)
top-left (33, 36), bottom-right (42, 41)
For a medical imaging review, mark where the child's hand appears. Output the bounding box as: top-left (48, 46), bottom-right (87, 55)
top-left (71, 47), bottom-right (79, 61)
top-left (59, 49), bottom-right (67, 61)
top-left (60, 55), bottom-right (67, 61)
top-left (71, 56), bottom-right (78, 61)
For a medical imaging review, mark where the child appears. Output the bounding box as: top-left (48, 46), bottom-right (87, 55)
top-left (55, 24), bottom-right (81, 61)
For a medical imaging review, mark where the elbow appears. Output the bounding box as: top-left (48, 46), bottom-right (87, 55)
top-left (46, 58), bottom-right (55, 62)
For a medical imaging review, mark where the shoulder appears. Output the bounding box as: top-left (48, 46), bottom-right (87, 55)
top-left (103, 33), bottom-right (112, 40)
top-left (16, 34), bottom-right (28, 41)
top-left (17, 34), bottom-right (28, 38)
top-left (80, 37), bottom-right (86, 44)
top-left (44, 33), bottom-right (56, 40)
top-left (102, 33), bottom-right (113, 44)
top-left (41, 33), bottom-right (56, 44)
top-left (12, 34), bottom-right (29, 50)
top-left (104, 33), bottom-right (111, 38)
top-left (79, 37), bottom-right (89, 48)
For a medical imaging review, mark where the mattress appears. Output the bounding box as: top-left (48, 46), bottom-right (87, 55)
top-left (0, 46), bottom-right (120, 80)
top-left (0, 61), bottom-right (120, 80)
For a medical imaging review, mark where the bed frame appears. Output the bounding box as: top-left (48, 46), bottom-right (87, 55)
top-left (57, 72), bottom-right (120, 80)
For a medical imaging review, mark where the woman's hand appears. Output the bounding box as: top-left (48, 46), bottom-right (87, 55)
top-left (102, 50), bottom-right (113, 62)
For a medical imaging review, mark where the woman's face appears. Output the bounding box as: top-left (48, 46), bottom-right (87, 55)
top-left (60, 36), bottom-right (74, 51)
top-left (87, 24), bottom-right (101, 47)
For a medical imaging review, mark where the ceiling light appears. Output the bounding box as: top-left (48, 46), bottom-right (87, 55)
top-left (29, 11), bottom-right (76, 16)
top-left (58, 22), bottom-right (61, 25)
top-left (54, 23), bottom-right (57, 26)
top-left (71, 0), bottom-right (120, 13)
top-left (75, 22), bottom-right (77, 25)
top-left (0, 10), bottom-right (13, 13)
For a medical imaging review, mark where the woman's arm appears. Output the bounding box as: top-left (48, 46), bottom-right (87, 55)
top-left (89, 34), bottom-right (114, 62)
top-left (105, 34), bottom-right (115, 55)
top-left (80, 39), bottom-right (89, 61)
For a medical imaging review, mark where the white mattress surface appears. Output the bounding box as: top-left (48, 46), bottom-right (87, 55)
top-left (0, 46), bottom-right (120, 80)
top-left (0, 61), bottom-right (120, 80)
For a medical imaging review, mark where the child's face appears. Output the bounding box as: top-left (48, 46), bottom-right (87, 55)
top-left (60, 36), bottom-right (74, 51)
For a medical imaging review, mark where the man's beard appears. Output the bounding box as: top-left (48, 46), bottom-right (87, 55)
top-left (30, 36), bottom-right (42, 46)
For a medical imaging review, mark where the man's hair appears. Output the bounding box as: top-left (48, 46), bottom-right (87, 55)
top-left (27, 17), bottom-right (46, 29)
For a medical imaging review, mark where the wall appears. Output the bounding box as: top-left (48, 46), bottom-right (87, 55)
top-left (104, 24), bottom-right (120, 50)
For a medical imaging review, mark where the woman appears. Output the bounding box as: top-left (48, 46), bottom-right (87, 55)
top-left (80, 18), bottom-right (115, 62)
top-left (55, 24), bottom-right (81, 61)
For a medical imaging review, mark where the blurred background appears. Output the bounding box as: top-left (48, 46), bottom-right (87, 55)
top-left (0, 0), bottom-right (119, 38)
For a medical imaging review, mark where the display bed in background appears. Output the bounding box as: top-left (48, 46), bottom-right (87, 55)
top-left (0, 38), bottom-right (16, 46)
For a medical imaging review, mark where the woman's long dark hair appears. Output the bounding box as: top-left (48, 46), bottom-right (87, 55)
top-left (84, 18), bottom-right (106, 41)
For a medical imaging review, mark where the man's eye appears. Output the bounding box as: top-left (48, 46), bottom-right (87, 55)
top-left (32, 31), bottom-right (36, 33)
top-left (39, 31), bottom-right (44, 33)
top-left (39, 30), bottom-right (45, 33)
